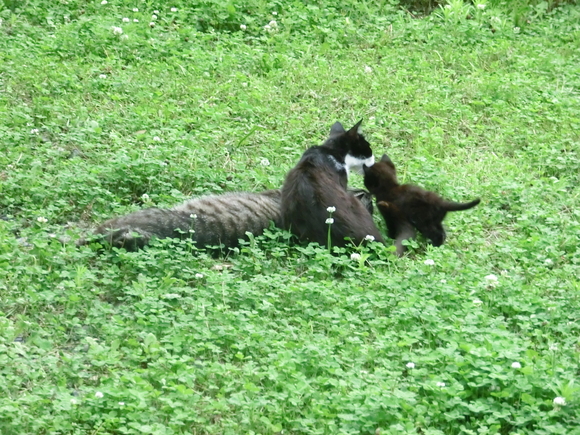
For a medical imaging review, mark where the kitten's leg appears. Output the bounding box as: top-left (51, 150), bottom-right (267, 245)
top-left (415, 223), bottom-right (446, 247)
top-left (394, 222), bottom-right (416, 257)
top-left (377, 201), bottom-right (412, 255)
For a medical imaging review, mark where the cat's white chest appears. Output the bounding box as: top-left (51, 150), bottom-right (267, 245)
top-left (345, 154), bottom-right (375, 176)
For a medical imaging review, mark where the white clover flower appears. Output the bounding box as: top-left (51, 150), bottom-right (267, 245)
top-left (364, 235), bottom-right (375, 242)
top-left (240, 24), bottom-right (247, 31)
top-left (190, 214), bottom-right (197, 219)
top-left (513, 27), bottom-right (521, 33)
top-left (406, 362), bottom-right (415, 369)
top-left (118, 402), bottom-right (125, 406)
top-left (485, 274), bottom-right (498, 285)
top-left (436, 382), bottom-right (446, 387)
top-left (154, 10), bottom-right (159, 14)
top-left (269, 20), bottom-right (277, 28)
top-left (326, 206), bottom-right (336, 213)
top-left (152, 14), bottom-right (157, 20)
top-left (122, 17), bottom-right (130, 22)
top-left (153, 136), bottom-right (161, 141)
top-left (272, 11), bottom-right (278, 15)
top-left (37, 216), bottom-right (48, 223)
top-left (544, 258), bottom-right (553, 265)
top-left (553, 396), bottom-right (566, 406)
top-left (473, 299), bottom-right (483, 305)
top-left (171, 7), bottom-right (178, 12)
top-left (141, 193), bottom-right (150, 201)
top-left (511, 362), bottom-right (521, 369)
top-left (99, 74), bottom-right (107, 79)
top-left (260, 158), bottom-right (270, 166)
top-left (132, 8), bottom-right (138, 12)
top-left (70, 398), bottom-right (78, 405)
top-left (133, 19), bottom-right (139, 22)
top-left (241, 82), bottom-right (248, 87)
top-left (477, 3), bottom-right (486, 9)
top-left (364, 65), bottom-right (373, 74)
top-left (95, 391), bottom-right (104, 398)
top-left (424, 259), bottom-right (435, 266)
top-left (350, 253), bottom-right (361, 261)
top-left (326, 218), bottom-right (334, 225)
top-left (112, 26), bottom-right (123, 35)
top-left (164, 293), bottom-right (181, 299)
top-left (264, 24), bottom-right (272, 32)
top-left (195, 273), bottom-right (204, 279)
top-left (149, 21), bottom-right (155, 27)
top-left (101, 0), bottom-right (108, 4)
top-left (549, 344), bottom-right (558, 351)
top-left (30, 128), bottom-right (39, 134)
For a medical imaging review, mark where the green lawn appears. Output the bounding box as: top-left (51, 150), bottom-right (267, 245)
top-left (1, 1), bottom-right (579, 434)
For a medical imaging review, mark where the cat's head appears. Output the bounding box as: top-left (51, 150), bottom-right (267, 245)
top-left (325, 120), bottom-right (374, 175)
top-left (362, 154), bottom-right (398, 193)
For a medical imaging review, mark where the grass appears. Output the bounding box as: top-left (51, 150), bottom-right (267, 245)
top-left (1, 0), bottom-right (580, 434)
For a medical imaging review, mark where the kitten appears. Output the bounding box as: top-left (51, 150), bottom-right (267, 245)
top-left (281, 120), bottom-right (384, 247)
top-left (78, 190), bottom-right (282, 251)
top-left (363, 154), bottom-right (480, 256)
top-left (78, 188), bottom-right (375, 252)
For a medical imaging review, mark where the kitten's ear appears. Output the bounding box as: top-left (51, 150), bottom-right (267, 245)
top-left (329, 122), bottom-right (346, 138)
top-left (347, 119), bottom-right (364, 137)
top-left (380, 154), bottom-right (392, 164)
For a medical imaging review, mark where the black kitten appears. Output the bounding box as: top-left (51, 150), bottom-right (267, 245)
top-left (281, 120), bottom-right (384, 247)
top-left (363, 154), bottom-right (480, 256)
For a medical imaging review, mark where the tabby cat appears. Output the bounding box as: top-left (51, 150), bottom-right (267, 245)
top-left (363, 154), bottom-right (480, 256)
top-left (281, 120), bottom-right (384, 247)
top-left (78, 190), bottom-right (282, 251)
top-left (79, 188), bottom-right (374, 252)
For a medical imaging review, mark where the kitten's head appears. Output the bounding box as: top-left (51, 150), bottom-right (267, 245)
top-left (362, 154), bottom-right (398, 193)
top-left (325, 120), bottom-right (374, 175)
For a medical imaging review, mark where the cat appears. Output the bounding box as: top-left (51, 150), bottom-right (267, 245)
top-left (78, 188), bottom-right (375, 252)
top-left (280, 120), bottom-right (385, 248)
top-left (78, 190), bottom-right (283, 251)
top-left (363, 154), bottom-right (480, 256)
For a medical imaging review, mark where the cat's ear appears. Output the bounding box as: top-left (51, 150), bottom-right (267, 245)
top-left (347, 119), bottom-right (364, 137)
top-left (329, 122), bottom-right (346, 138)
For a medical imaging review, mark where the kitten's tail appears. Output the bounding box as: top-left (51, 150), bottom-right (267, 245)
top-left (443, 198), bottom-right (481, 212)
